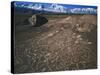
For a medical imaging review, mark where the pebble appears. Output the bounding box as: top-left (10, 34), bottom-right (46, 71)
top-left (48, 33), bottom-right (53, 37)
top-left (77, 28), bottom-right (84, 32)
top-left (43, 60), bottom-right (46, 62)
top-left (76, 24), bottom-right (80, 27)
top-left (34, 54), bottom-right (37, 56)
top-left (75, 40), bottom-right (79, 44)
top-left (61, 27), bottom-right (64, 30)
top-left (46, 53), bottom-right (51, 56)
top-left (55, 30), bottom-right (59, 33)
top-left (88, 42), bottom-right (92, 44)
top-left (27, 55), bottom-right (31, 58)
top-left (76, 35), bottom-right (81, 38)
top-left (34, 49), bottom-right (37, 52)
top-left (72, 33), bottom-right (76, 35)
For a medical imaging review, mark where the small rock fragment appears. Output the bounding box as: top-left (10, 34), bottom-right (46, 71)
top-left (77, 28), bottom-right (84, 32)
top-left (34, 54), bottom-right (37, 56)
top-left (48, 33), bottom-right (53, 37)
top-left (43, 60), bottom-right (46, 62)
top-left (76, 35), bottom-right (81, 38)
top-left (88, 42), bottom-right (92, 44)
top-left (46, 53), bottom-right (51, 57)
top-left (75, 40), bottom-right (79, 44)
top-left (27, 55), bottom-right (31, 58)
top-left (76, 24), bottom-right (80, 27)
top-left (34, 49), bottom-right (37, 52)
top-left (61, 27), bottom-right (64, 30)
top-left (51, 60), bottom-right (55, 63)
top-left (55, 30), bottom-right (59, 33)
top-left (72, 33), bottom-right (76, 35)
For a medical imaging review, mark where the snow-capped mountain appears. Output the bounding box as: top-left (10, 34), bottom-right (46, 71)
top-left (70, 8), bottom-right (97, 14)
top-left (44, 3), bottom-right (67, 13)
top-left (27, 4), bottom-right (42, 10)
top-left (14, 2), bottom-right (43, 10)
top-left (13, 1), bottom-right (97, 14)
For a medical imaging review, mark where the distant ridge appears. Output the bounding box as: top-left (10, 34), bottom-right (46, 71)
top-left (12, 1), bottom-right (97, 14)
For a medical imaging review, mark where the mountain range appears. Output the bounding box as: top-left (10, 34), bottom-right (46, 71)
top-left (12, 1), bottom-right (97, 14)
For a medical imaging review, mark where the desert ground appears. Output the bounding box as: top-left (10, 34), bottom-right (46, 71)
top-left (14, 14), bottom-right (97, 73)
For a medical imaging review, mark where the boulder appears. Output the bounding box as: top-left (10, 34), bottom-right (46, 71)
top-left (28, 15), bottom-right (48, 27)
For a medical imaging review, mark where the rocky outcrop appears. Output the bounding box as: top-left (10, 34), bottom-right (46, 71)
top-left (28, 15), bottom-right (48, 27)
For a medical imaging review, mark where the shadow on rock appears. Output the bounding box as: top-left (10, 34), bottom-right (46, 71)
top-left (34, 15), bottom-right (48, 27)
